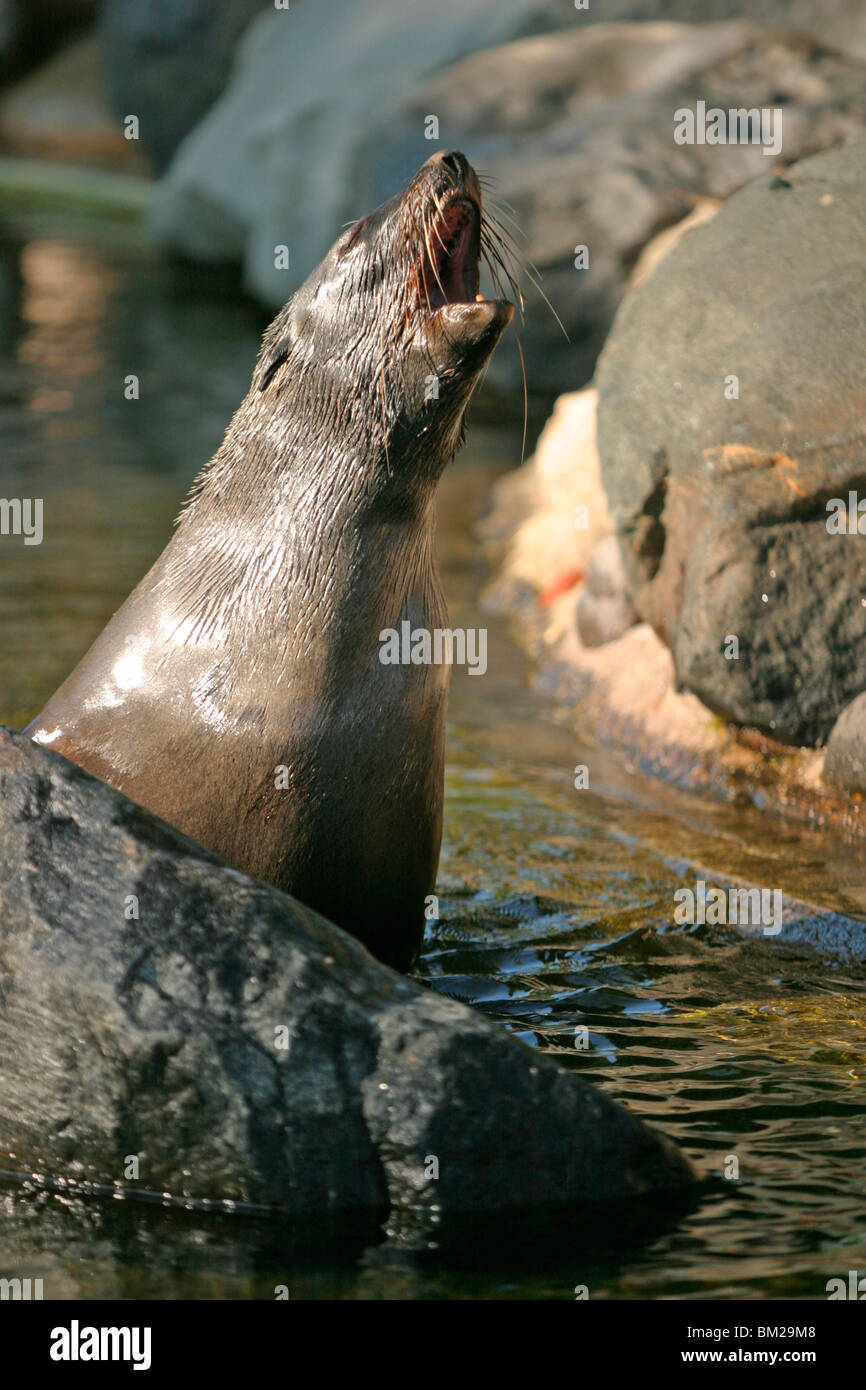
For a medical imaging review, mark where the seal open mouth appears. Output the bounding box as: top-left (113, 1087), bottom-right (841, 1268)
top-left (422, 197), bottom-right (482, 309)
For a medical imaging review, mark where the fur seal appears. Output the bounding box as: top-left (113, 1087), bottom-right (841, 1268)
top-left (25, 151), bottom-right (514, 971)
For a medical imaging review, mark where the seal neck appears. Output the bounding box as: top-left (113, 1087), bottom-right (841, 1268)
top-left (168, 439), bottom-right (442, 659)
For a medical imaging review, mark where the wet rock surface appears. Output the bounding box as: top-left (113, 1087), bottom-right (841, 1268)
top-left (481, 371), bottom-right (860, 837)
top-left (577, 537), bottom-right (636, 649)
top-left (825, 695), bottom-right (866, 795)
top-left (596, 135), bottom-right (866, 746)
top-left (0, 727), bottom-right (696, 1221)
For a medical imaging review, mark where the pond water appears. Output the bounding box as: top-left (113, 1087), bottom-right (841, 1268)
top-left (2, 209), bottom-right (866, 1300)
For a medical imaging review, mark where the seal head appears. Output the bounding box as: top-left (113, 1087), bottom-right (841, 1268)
top-left (257, 148), bottom-right (513, 483)
top-left (25, 151), bottom-right (514, 971)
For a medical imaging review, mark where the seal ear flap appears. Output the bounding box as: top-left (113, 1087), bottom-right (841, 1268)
top-left (257, 301), bottom-right (309, 392)
top-left (258, 340), bottom-right (291, 392)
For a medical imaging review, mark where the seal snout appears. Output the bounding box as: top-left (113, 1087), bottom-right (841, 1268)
top-left (424, 149), bottom-right (481, 206)
top-left (441, 296), bottom-right (515, 345)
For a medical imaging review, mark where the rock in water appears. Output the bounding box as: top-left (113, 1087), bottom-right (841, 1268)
top-left (596, 134), bottom-right (866, 745)
top-left (0, 728), bottom-right (695, 1223)
top-left (825, 694), bottom-right (866, 793)
top-left (577, 536), bottom-right (636, 648)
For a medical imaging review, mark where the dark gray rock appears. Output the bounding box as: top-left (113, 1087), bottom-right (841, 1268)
top-left (0, 1), bottom-right (95, 82)
top-left (596, 134), bottom-right (866, 746)
top-left (100, 0), bottom-right (269, 172)
top-left (825, 694), bottom-right (866, 793)
top-left (0, 727), bottom-right (694, 1222)
top-left (583, 0), bottom-right (866, 58)
top-left (99, 0), bottom-right (866, 175)
top-left (0, 1), bottom-right (20, 77)
top-left (577, 536), bottom-right (636, 648)
top-left (664, 857), bottom-right (866, 962)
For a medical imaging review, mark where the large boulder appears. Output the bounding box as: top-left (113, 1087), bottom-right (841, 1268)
top-left (97, 0), bottom-right (866, 172)
top-left (596, 134), bottom-right (866, 746)
top-left (825, 694), bottom-right (866, 793)
top-left (0, 727), bottom-right (695, 1228)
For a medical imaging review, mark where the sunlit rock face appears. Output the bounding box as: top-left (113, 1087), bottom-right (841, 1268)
top-left (596, 136), bottom-right (866, 746)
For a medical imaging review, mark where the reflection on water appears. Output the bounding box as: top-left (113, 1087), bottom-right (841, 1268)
top-left (2, 213), bottom-right (866, 1299)
top-left (0, 211), bottom-right (265, 725)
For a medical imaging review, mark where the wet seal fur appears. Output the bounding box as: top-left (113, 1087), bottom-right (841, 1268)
top-left (25, 152), bottom-right (514, 971)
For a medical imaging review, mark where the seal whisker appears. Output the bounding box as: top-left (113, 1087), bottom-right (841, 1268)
top-left (482, 208), bottom-right (531, 266)
top-left (481, 215), bottom-right (569, 341)
top-left (422, 208), bottom-right (449, 307)
top-left (487, 220), bottom-right (547, 292)
top-left (430, 193), bottom-right (454, 257)
top-left (377, 317), bottom-right (392, 472)
top-left (476, 237), bottom-right (529, 463)
top-left (483, 196), bottom-right (528, 244)
top-left (410, 201), bottom-right (435, 314)
top-left (481, 215), bottom-right (526, 274)
top-left (513, 326), bottom-right (529, 467)
top-left (480, 232), bottom-right (524, 314)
